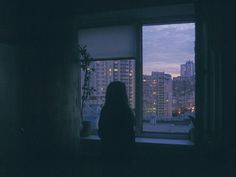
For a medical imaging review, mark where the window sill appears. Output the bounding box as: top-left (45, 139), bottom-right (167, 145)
top-left (80, 135), bottom-right (194, 146)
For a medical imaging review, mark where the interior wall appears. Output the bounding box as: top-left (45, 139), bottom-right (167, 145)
top-left (0, 1), bottom-right (23, 175)
top-left (0, 43), bottom-right (22, 170)
top-left (20, 13), bottom-right (80, 160)
top-left (221, 2), bottom-right (236, 160)
top-left (1, 3), bottom-right (81, 173)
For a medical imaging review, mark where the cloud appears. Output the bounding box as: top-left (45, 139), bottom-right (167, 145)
top-left (142, 23), bottom-right (195, 76)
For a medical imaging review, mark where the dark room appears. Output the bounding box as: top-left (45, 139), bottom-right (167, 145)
top-left (0, 0), bottom-right (235, 177)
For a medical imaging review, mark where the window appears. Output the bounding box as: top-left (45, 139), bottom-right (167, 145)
top-left (78, 4), bottom-right (195, 139)
top-left (78, 25), bottom-right (136, 131)
top-left (142, 23), bottom-right (195, 138)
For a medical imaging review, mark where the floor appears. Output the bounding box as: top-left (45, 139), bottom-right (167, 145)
top-left (5, 155), bottom-right (236, 177)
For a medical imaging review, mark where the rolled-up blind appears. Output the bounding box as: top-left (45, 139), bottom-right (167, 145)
top-left (78, 25), bottom-right (136, 59)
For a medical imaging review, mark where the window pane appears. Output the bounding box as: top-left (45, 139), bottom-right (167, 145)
top-left (78, 26), bottom-right (136, 59)
top-left (81, 59), bottom-right (135, 129)
top-left (142, 23), bottom-right (195, 135)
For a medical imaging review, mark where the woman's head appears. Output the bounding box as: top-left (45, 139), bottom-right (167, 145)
top-left (104, 81), bottom-right (129, 107)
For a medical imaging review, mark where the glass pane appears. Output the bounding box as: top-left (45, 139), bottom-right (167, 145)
top-left (142, 23), bottom-right (195, 135)
top-left (81, 59), bottom-right (135, 129)
top-left (78, 26), bottom-right (136, 59)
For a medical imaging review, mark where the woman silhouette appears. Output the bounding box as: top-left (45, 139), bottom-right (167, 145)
top-left (98, 81), bottom-right (135, 163)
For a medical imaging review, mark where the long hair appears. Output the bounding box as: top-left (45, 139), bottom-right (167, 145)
top-left (99, 81), bottom-right (135, 160)
top-left (104, 81), bottom-right (129, 108)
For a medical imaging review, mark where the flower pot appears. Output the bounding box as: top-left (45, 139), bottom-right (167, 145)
top-left (80, 120), bottom-right (92, 137)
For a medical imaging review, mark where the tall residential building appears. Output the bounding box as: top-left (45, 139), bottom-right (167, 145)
top-left (180, 60), bottom-right (195, 77)
top-left (143, 71), bottom-right (172, 120)
top-left (172, 76), bottom-right (195, 115)
top-left (81, 60), bottom-right (135, 120)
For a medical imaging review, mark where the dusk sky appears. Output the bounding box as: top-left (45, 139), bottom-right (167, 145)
top-left (143, 23), bottom-right (195, 77)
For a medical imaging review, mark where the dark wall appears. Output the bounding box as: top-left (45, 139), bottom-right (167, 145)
top-left (72, 0), bottom-right (195, 14)
top-left (0, 43), bottom-right (22, 170)
top-left (0, 1), bottom-right (80, 173)
top-left (0, 1), bottom-right (22, 175)
top-left (19, 13), bottom-right (80, 159)
top-left (221, 2), bottom-right (236, 160)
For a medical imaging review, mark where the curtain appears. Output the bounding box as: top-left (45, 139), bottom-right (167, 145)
top-left (195, 1), bottom-right (223, 146)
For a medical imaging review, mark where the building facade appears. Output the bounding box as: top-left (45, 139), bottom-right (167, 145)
top-left (173, 60), bottom-right (195, 116)
top-left (81, 60), bottom-right (135, 124)
top-left (180, 60), bottom-right (195, 77)
top-left (143, 71), bottom-right (173, 121)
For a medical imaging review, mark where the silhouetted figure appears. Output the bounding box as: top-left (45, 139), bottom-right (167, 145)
top-left (98, 81), bottom-right (135, 176)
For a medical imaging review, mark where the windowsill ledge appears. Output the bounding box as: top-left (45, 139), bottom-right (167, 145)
top-left (81, 135), bottom-right (194, 146)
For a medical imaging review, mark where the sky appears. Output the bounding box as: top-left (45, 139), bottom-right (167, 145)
top-left (143, 23), bottom-right (195, 78)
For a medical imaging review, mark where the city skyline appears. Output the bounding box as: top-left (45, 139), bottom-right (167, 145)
top-left (143, 23), bottom-right (195, 77)
top-left (143, 60), bottom-right (195, 79)
top-left (82, 59), bottom-right (195, 133)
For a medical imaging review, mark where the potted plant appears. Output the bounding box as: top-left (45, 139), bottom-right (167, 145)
top-left (78, 45), bottom-right (96, 137)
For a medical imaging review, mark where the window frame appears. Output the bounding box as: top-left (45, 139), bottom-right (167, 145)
top-left (78, 24), bottom-right (138, 133)
top-left (139, 20), bottom-right (196, 139)
top-left (77, 4), bottom-right (196, 140)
